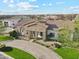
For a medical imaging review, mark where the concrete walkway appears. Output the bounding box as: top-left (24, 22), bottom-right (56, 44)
top-left (3, 40), bottom-right (61, 59)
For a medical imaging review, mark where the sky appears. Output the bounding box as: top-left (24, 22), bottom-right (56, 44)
top-left (0, 0), bottom-right (79, 15)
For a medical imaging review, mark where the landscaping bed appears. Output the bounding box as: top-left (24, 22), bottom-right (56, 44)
top-left (54, 47), bottom-right (79, 59)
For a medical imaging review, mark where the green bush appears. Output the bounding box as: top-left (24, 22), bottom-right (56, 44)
top-left (9, 31), bottom-right (19, 39)
top-left (73, 19), bottom-right (79, 41)
top-left (54, 43), bottom-right (62, 48)
top-left (73, 28), bottom-right (79, 41)
top-left (0, 43), bottom-right (6, 50)
top-left (61, 41), bottom-right (79, 48)
top-left (58, 28), bottom-right (71, 43)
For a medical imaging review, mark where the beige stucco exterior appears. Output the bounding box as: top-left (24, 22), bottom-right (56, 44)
top-left (16, 18), bottom-right (74, 41)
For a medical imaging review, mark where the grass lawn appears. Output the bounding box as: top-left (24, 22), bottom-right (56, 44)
top-left (54, 48), bottom-right (79, 59)
top-left (0, 36), bottom-right (13, 41)
top-left (5, 48), bottom-right (36, 59)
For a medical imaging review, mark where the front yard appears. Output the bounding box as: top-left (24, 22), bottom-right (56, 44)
top-left (54, 47), bottom-right (79, 59)
top-left (4, 48), bottom-right (36, 59)
top-left (0, 35), bottom-right (13, 41)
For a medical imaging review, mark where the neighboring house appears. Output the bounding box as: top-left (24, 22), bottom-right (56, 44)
top-left (0, 17), bottom-right (21, 28)
top-left (0, 17), bottom-right (21, 36)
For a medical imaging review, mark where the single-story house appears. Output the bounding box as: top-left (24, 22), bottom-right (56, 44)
top-left (0, 15), bottom-right (77, 40)
top-left (16, 16), bottom-right (75, 41)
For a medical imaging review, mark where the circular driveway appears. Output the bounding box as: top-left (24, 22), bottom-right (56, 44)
top-left (3, 40), bottom-right (61, 59)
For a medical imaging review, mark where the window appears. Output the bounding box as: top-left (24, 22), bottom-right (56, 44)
top-left (40, 32), bottom-right (43, 36)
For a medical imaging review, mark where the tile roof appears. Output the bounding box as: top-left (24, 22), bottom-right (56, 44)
top-left (47, 24), bottom-right (58, 30)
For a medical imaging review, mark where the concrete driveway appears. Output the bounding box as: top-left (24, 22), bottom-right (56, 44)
top-left (3, 40), bottom-right (61, 59)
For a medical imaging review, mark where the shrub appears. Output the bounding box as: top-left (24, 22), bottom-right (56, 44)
top-left (61, 41), bottom-right (79, 48)
top-left (9, 31), bottom-right (19, 39)
top-left (58, 28), bottom-right (71, 43)
top-left (33, 41), bottom-right (50, 48)
top-left (54, 43), bottom-right (62, 48)
top-left (74, 19), bottom-right (79, 41)
top-left (0, 43), bottom-right (6, 50)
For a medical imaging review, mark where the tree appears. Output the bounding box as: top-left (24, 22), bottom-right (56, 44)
top-left (73, 15), bottom-right (79, 41)
top-left (58, 28), bottom-right (71, 43)
top-left (9, 31), bottom-right (19, 39)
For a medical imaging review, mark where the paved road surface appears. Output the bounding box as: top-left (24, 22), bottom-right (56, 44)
top-left (3, 40), bottom-right (61, 59)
